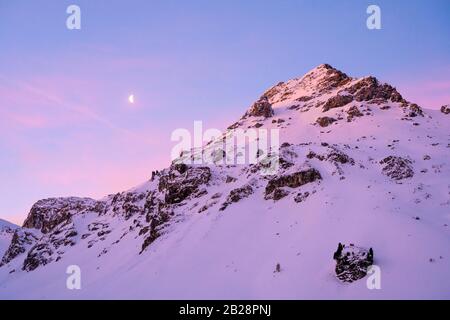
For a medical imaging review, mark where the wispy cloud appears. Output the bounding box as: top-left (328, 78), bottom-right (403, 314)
top-left (0, 74), bottom-right (134, 135)
top-left (391, 66), bottom-right (450, 109)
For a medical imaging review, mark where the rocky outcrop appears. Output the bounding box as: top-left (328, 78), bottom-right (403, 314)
top-left (333, 243), bottom-right (374, 283)
top-left (440, 105), bottom-right (450, 115)
top-left (307, 148), bottom-right (354, 166)
top-left (22, 243), bottom-right (54, 271)
top-left (265, 168), bottom-right (322, 199)
top-left (294, 191), bottom-right (310, 203)
top-left (3, 192), bottom-right (155, 269)
top-left (23, 197), bottom-right (103, 234)
top-left (327, 149), bottom-right (355, 166)
top-left (406, 103), bottom-right (424, 117)
top-left (245, 96), bottom-right (274, 118)
top-left (322, 94), bottom-right (353, 112)
top-left (380, 156), bottom-right (414, 180)
top-left (140, 212), bottom-right (170, 253)
top-left (346, 105), bottom-right (363, 121)
top-left (226, 176), bottom-right (237, 183)
top-left (16, 219), bottom-right (81, 271)
top-left (140, 164), bottom-right (212, 253)
top-left (316, 116), bottom-right (337, 127)
top-left (109, 191), bottom-right (146, 220)
top-left (220, 185), bottom-right (254, 211)
top-left (0, 230), bottom-right (38, 267)
top-left (158, 164), bottom-right (211, 204)
top-left (346, 77), bottom-right (403, 103)
top-left (271, 188), bottom-right (290, 201)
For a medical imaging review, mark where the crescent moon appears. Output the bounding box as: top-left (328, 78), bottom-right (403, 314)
top-left (128, 94), bottom-right (135, 104)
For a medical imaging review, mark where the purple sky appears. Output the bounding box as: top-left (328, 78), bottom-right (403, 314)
top-left (0, 0), bottom-right (449, 224)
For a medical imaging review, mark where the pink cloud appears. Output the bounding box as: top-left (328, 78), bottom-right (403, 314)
top-left (389, 67), bottom-right (450, 109)
top-left (0, 74), bottom-right (135, 135)
top-left (9, 122), bottom-right (170, 191)
top-left (7, 113), bottom-right (48, 129)
top-left (398, 80), bottom-right (450, 109)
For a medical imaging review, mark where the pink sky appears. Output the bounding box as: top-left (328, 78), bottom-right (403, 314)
top-left (1, 0), bottom-right (448, 225)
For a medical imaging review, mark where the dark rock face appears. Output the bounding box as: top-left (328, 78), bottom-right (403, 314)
top-left (307, 148), bottom-right (354, 166)
top-left (113, 192), bottom-right (146, 220)
top-left (5, 191), bottom-right (156, 268)
top-left (294, 192), bottom-right (310, 203)
top-left (306, 151), bottom-right (325, 161)
top-left (23, 197), bottom-right (102, 234)
top-left (380, 156), bottom-right (414, 180)
top-left (322, 95), bottom-right (353, 112)
top-left (226, 176), bottom-right (237, 183)
top-left (295, 95), bottom-right (313, 103)
top-left (346, 77), bottom-right (403, 103)
top-left (228, 186), bottom-right (254, 203)
top-left (440, 105), bottom-right (450, 115)
top-left (270, 188), bottom-right (290, 201)
top-left (316, 116), bottom-right (337, 127)
top-left (407, 103), bottom-right (424, 117)
top-left (265, 168), bottom-right (322, 198)
top-left (1, 199), bottom-right (107, 271)
top-left (22, 243), bottom-right (53, 272)
top-left (7, 164), bottom-right (198, 263)
top-left (346, 106), bottom-right (364, 121)
top-left (220, 185), bottom-right (254, 211)
top-left (143, 192), bottom-right (172, 224)
top-left (327, 150), bottom-right (355, 165)
top-left (333, 243), bottom-right (374, 283)
top-left (140, 213), bottom-right (170, 253)
top-left (0, 231), bottom-right (38, 267)
top-left (19, 220), bottom-right (80, 271)
top-left (246, 96), bottom-right (274, 118)
top-left (279, 157), bottom-right (294, 170)
top-left (158, 164), bottom-right (211, 204)
top-left (140, 164), bottom-right (212, 252)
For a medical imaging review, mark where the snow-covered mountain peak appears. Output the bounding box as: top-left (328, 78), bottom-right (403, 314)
top-left (0, 65), bottom-right (449, 299)
top-left (250, 63), bottom-right (353, 108)
top-left (294, 63), bottom-right (351, 91)
top-left (234, 64), bottom-right (426, 146)
top-left (251, 64), bottom-right (405, 111)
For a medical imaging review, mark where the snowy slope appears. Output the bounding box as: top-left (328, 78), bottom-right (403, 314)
top-left (0, 64), bottom-right (449, 299)
top-left (0, 219), bottom-right (18, 259)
